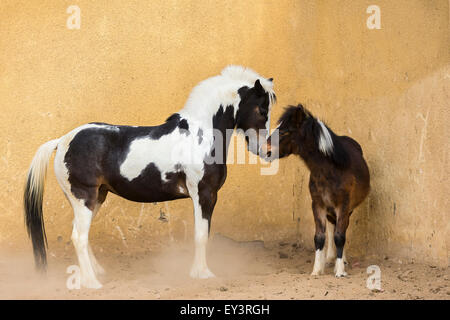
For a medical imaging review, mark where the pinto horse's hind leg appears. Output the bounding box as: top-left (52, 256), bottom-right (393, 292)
top-left (87, 187), bottom-right (108, 276)
top-left (63, 184), bottom-right (105, 289)
top-left (187, 182), bottom-right (217, 279)
top-left (54, 147), bottom-right (102, 288)
top-left (311, 201), bottom-right (327, 276)
top-left (88, 244), bottom-right (104, 276)
top-left (70, 197), bottom-right (102, 289)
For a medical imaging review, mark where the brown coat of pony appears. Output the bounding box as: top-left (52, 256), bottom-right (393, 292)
top-left (263, 104), bottom-right (370, 277)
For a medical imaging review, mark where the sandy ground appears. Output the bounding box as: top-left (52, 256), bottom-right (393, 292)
top-left (0, 234), bottom-right (448, 300)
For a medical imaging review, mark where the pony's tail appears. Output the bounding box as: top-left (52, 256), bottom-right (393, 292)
top-left (24, 138), bottom-right (59, 272)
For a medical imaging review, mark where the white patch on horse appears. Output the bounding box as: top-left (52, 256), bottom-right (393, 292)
top-left (335, 258), bottom-right (347, 277)
top-left (221, 65), bottom-right (275, 99)
top-left (179, 65), bottom-right (275, 130)
top-left (97, 124), bottom-right (120, 132)
top-left (120, 125), bottom-right (212, 182)
top-left (317, 119), bottom-right (334, 156)
top-left (311, 249), bottom-right (326, 276)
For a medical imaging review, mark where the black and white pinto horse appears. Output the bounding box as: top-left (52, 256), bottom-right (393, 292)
top-left (24, 66), bottom-right (276, 288)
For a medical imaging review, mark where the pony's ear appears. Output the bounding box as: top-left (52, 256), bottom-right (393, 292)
top-left (254, 79), bottom-right (265, 95)
top-left (293, 106), bottom-right (305, 124)
top-left (285, 105), bottom-right (307, 129)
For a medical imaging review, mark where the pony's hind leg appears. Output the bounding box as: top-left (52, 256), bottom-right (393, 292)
top-left (311, 201), bottom-right (327, 276)
top-left (325, 219), bottom-right (336, 264)
top-left (334, 205), bottom-right (350, 277)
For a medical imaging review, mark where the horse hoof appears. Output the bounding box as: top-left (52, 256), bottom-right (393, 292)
top-left (311, 270), bottom-right (324, 276)
top-left (190, 268), bottom-right (216, 279)
top-left (82, 280), bottom-right (103, 289)
top-left (94, 265), bottom-right (106, 275)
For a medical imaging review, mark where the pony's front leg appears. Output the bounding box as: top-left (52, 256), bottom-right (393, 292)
top-left (311, 201), bottom-right (327, 276)
top-left (188, 184), bottom-right (217, 279)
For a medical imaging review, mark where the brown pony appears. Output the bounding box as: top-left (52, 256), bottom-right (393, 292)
top-left (263, 104), bottom-right (370, 277)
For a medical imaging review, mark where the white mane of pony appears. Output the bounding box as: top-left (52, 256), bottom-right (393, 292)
top-left (179, 65), bottom-right (275, 128)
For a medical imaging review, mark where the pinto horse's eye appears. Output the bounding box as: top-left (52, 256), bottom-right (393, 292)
top-left (259, 107), bottom-right (268, 118)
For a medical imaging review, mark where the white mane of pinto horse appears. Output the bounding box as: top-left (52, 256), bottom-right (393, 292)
top-left (24, 65), bottom-right (275, 288)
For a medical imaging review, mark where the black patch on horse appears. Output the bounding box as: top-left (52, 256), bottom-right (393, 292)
top-left (65, 113), bottom-right (190, 207)
top-left (179, 118), bottom-right (190, 135)
top-left (197, 128), bottom-right (203, 144)
top-left (210, 105), bottom-right (235, 160)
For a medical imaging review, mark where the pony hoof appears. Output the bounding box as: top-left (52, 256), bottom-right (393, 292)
top-left (326, 257), bottom-right (335, 264)
top-left (82, 279), bottom-right (103, 289)
top-left (335, 272), bottom-right (348, 278)
top-left (190, 267), bottom-right (216, 279)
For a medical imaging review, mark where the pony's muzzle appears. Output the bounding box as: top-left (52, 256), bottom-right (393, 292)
top-left (259, 140), bottom-right (272, 160)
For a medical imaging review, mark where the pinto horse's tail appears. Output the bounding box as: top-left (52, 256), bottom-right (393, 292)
top-left (24, 138), bottom-right (60, 272)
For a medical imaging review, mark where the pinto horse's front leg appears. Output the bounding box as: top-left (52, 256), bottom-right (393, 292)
top-left (187, 182), bottom-right (217, 279)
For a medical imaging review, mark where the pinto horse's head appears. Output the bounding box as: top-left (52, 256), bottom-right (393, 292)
top-left (236, 78), bottom-right (276, 155)
top-left (262, 104), bottom-right (311, 159)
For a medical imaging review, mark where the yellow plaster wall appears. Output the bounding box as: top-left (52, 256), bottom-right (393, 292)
top-left (0, 0), bottom-right (448, 266)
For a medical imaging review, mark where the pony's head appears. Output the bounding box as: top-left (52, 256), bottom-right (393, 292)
top-left (263, 103), bottom-right (351, 169)
top-left (235, 78), bottom-right (276, 155)
top-left (263, 104), bottom-right (314, 159)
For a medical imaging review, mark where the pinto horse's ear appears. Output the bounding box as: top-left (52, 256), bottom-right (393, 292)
top-left (268, 78), bottom-right (273, 82)
top-left (254, 79), bottom-right (265, 95)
